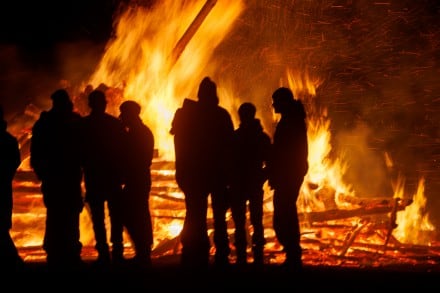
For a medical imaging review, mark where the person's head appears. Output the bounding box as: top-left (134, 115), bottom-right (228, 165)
top-left (51, 89), bottom-right (73, 113)
top-left (88, 90), bottom-right (107, 113)
top-left (119, 100), bottom-right (141, 127)
top-left (197, 76), bottom-right (219, 106)
top-left (238, 102), bottom-right (256, 124)
top-left (272, 87), bottom-right (294, 115)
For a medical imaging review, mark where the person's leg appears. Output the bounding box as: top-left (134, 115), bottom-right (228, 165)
top-left (108, 192), bottom-right (125, 263)
top-left (249, 188), bottom-right (266, 264)
top-left (125, 192), bottom-right (152, 267)
top-left (180, 189), bottom-right (210, 269)
top-left (273, 183), bottom-right (303, 271)
top-left (211, 186), bottom-right (231, 266)
top-left (88, 200), bottom-right (110, 263)
top-left (230, 188), bottom-right (248, 264)
top-left (55, 207), bottom-right (83, 269)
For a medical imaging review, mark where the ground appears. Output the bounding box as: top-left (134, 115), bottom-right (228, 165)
top-left (7, 254), bottom-right (440, 290)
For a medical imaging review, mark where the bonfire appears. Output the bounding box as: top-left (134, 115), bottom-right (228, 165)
top-left (8, 0), bottom-right (440, 269)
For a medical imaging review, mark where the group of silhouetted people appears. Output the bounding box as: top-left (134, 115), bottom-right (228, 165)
top-left (1, 76), bottom-right (309, 274)
top-left (28, 88), bottom-right (154, 271)
top-left (170, 77), bottom-right (308, 272)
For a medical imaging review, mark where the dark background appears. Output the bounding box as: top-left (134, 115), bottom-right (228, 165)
top-left (0, 0), bottom-right (133, 116)
top-left (0, 0), bottom-right (120, 44)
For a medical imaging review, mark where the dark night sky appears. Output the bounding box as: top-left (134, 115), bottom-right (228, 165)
top-left (0, 0), bottom-right (128, 116)
top-left (0, 1), bottom-right (119, 44)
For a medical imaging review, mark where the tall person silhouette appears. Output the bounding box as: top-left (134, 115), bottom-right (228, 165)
top-left (0, 106), bottom-right (23, 271)
top-left (267, 87), bottom-right (308, 272)
top-left (171, 77), bottom-right (234, 270)
top-left (30, 89), bottom-right (84, 271)
top-left (119, 100), bottom-right (155, 269)
top-left (229, 102), bottom-right (271, 266)
top-left (79, 89), bottom-right (127, 267)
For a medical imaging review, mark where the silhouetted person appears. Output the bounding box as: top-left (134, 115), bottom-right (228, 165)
top-left (119, 100), bottom-right (154, 269)
top-left (170, 77), bottom-right (234, 269)
top-left (230, 102), bottom-right (271, 266)
top-left (267, 87), bottom-right (308, 272)
top-left (80, 89), bottom-right (126, 266)
top-left (30, 89), bottom-right (84, 270)
top-left (0, 107), bottom-right (23, 271)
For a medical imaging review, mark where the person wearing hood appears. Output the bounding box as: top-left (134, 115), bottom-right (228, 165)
top-left (119, 100), bottom-right (155, 269)
top-left (79, 89), bottom-right (127, 267)
top-left (30, 89), bottom-right (84, 270)
top-left (267, 87), bottom-right (309, 272)
top-left (170, 77), bottom-right (234, 270)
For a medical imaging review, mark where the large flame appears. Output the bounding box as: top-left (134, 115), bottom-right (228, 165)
top-left (10, 0), bottom-right (438, 264)
top-left (394, 177), bottom-right (435, 245)
top-left (285, 69), bottom-right (435, 248)
top-left (287, 69), bottom-right (355, 212)
top-left (86, 0), bottom-right (244, 161)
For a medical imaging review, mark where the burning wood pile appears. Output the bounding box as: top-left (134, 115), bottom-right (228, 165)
top-left (7, 0), bottom-right (440, 271)
top-left (11, 153), bottom-right (440, 269)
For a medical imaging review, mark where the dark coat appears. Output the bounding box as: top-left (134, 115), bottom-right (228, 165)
top-left (231, 118), bottom-right (271, 190)
top-left (79, 112), bottom-right (127, 201)
top-left (0, 121), bottom-right (21, 230)
top-left (268, 109), bottom-right (308, 192)
top-left (30, 109), bottom-right (83, 209)
top-left (171, 98), bottom-right (234, 192)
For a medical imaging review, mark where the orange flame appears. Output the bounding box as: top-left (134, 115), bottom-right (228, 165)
top-left (87, 0), bottom-right (245, 161)
top-left (394, 177), bottom-right (435, 245)
top-left (285, 69), bottom-right (355, 213)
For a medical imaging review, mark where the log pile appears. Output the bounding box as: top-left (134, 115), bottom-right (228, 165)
top-left (12, 161), bottom-right (440, 269)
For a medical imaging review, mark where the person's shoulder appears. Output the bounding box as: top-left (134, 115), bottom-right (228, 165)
top-left (171, 99), bottom-right (199, 128)
top-left (141, 122), bottom-right (154, 137)
top-left (71, 112), bottom-right (82, 121)
top-left (214, 105), bottom-right (232, 117)
top-left (182, 98), bottom-right (197, 109)
top-left (33, 110), bottom-right (50, 126)
top-left (181, 98), bottom-right (199, 116)
top-left (38, 110), bottom-right (50, 119)
top-left (2, 131), bottom-right (18, 144)
top-left (103, 112), bottom-right (122, 123)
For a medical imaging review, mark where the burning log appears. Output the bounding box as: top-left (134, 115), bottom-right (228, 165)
top-left (168, 0), bottom-right (217, 71)
top-left (153, 235), bottom-right (181, 256)
top-left (14, 171), bottom-right (39, 183)
top-left (298, 197), bottom-right (412, 223)
top-left (339, 221), bottom-right (369, 257)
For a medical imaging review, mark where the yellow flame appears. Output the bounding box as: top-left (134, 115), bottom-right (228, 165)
top-left (87, 0), bottom-right (245, 161)
top-left (394, 177), bottom-right (435, 245)
top-left (285, 70), bottom-right (355, 213)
